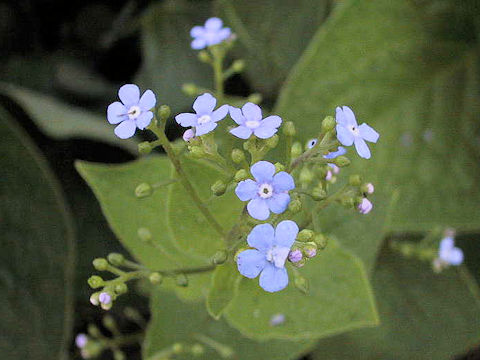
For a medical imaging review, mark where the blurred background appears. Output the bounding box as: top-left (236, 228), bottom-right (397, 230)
top-left (1, 0), bottom-right (479, 359)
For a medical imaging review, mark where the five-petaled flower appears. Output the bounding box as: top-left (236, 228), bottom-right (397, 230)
top-left (190, 17), bottom-right (232, 50)
top-left (437, 236), bottom-right (464, 266)
top-left (237, 221), bottom-right (299, 292)
top-left (335, 106), bottom-right (379, 159)
top-left (175, 93), bottom-right (228, 136)
top-left (107, 84), bottom-right (156, 139)
top-left (235, 161), bottom-right (295, 220)
top-left (229, 103), bottom-right (282, 139)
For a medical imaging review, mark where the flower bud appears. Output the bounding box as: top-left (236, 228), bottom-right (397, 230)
top-left (282, 121), bottom-right (296, 137)
top-left (107, 253), bottom-right (125, 266)
top-left (358, 198), bottom-right (373, 214)
top-left (93, 258), bottom-right (108, 271)
top-left (211, 250), bottom-right (228, 265)
top-left (293, 273), bottom-right (309, 294)
top-left (175, 274), bottom-right (188, 287)
top-left (274, 162), bottom-right (285, 172)
top-left (349, 174), bottom-right (362, 186)
top-left (312, 187), bottom-right (327, 201)
top-left (304, 242), bottom-right (318, 258)
top-left (322, 115), bottom-right (336, 132)
top-left (265, 134), bottom-right (279, 149)
top-left (291, 142), bottom-right (303, 158)
top-left (114, 283), bottom-right (128, 295)
top-left (314, 234), bottom-right (328, 249)
top-left (231, 148), bottom-right (246, 164)
top-left (135, 183), bottom-right (153, 198)
top-left (234, 169), bottom-right (249, 182)
top-left (341, 197), bottom-right (355, 208)
top-left (325, 170), bottom-right (333, 181)
top-left (247, 93), bottom-right (262, 104)
top-left (190, 146), bottom-right (207, 158)
top-left (157, 105), bottom-right (171, 120)
top-left (102, 315), bottom-right (116, 330)
top-left (288, 199), bottom-right (302, 214)
top-left (299, 167), bottom-right (314, 184)
top-left (198, 50), bottom-right (211, 63)
top-left (75, 334), bottom-right (88, 348)
top-left (288, 249), bottom-right (303, 263)
top-left (101, 302), bottom-right (112, 311)
top-left (138, 141), bottom-right (153, 155)
top-left (149, 272), bottom-right (163, 284)
top-left (232, 59), bottom-right (245, 72)
top-left (90, 292), bottom-right (100, 306)
top-left (87, 324), bottom-right (101, 338)
top-left (99, 292), bottom-right (112, 305)
top-left (182, 83), bottom-right (198, 96)
top-left (292, 258), bottom-right (306, 268)
top-left (183, 129), bottom-right (195, 142)
top-left (88, 275), bottom-right (104, 289)
top-left (335, 156), bottom-right (350, 167)
top-left (362, 183), bottom-right (374, 194)
top-left (137, 227), bottom-right (152, 242)
top-left (211, 180), bottom-right (227, 196)
top-left (191, 344), bottom-right (205, 356)
top-left (297, 229), bottom-right (314, 242)
top-left (306, 138), bottom-right (318, 150)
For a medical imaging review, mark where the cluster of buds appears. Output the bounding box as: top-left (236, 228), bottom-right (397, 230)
top-left (287, 229), bottom-right (328, 268)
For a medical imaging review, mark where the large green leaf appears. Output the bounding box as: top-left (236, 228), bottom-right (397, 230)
top-left (206, 261), bottom-right (240, 319)
top-left (0, 109), bottom-right (75, 359)
top-left (143, 289), bottom-right (315, 360)
top-left (275, 0), bottom-right (480, 232)
top-left (313, 245), bottom-right (480, 360)
top-left (1, 83), bottom-right (138, 154)
top-left (224, 241), bottom-right (379, 340)
top-left (216, 0), bottom-right (332, 98)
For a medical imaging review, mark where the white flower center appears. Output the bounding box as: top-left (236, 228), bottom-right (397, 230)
top-left (197, 114), bottom-right (212, 125)
top-left (348, 124), bottom-right (360, 136)
top-left (128, 105), bottom-right (141, 120)
top-left (245, 120), bottom-right (260, 129)
top-left (266, 246), bottom-right (290, 268)
top-left (258, 183), bottom-right (273, 199)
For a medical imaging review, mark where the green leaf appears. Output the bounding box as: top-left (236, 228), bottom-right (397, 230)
top-left (0, 108), bottom-right (75, 359)
top-left (217, 0), bottom-right (331, 98)
top-left (76, 157), bottom-right (211, 301)
top-left (1, 83), bottom-right (138, 154)
top-left (135, 0), bottom-right (211, 113)
top-left (275, 0), bottom-right (480, 232)
top-left (206, 262), bottom-right (240, 319)
top-left (224, 241), bottom-right (379, 340)
top-left (313, 245), bottom-right (480, 360)
top-left (144, 289), bottom-right (316, 360)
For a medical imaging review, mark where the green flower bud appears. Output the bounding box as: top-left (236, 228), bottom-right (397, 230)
top-left (314, 234), bottom-right (328, 249)
top-left (335, 156), bottom-right (350, 167)
top-left (137, 227), bottom-right (152, 242)
top-left (102, 314), bottom-right (116, 329)
top-left (211, 250), bottom-right (228, 265)
top-left (182, 83), bottom-right (198, 96)
top-left (265, 134), bottom-right (279, 149)
top-left (297, 229), bottom-right (315, 242)
top-left (149, 272), bottom-right (163, 285)
top-left (247, 93), bottom-right (262, 104)
top-left (211, 180), bottom-right (227, 196)
top-left (101, 301), bottom-right (113, 311)
top-left (294, 273), bottom-right (309, 294)
top-left (87, 324), bottom-right (102, 338)
top-left (198, 50), bottom-right (211, 63)
top-left (291, 142), bottom-right (303, 158)
top-left (190, 146), bottom-right (207, 158)
top-left (282, 121), bottom-right (296, 137)
top-left (172, 343), bottom-right (184, 354)
top-left (232, 59), bottom-right (245, 72)
top-left (288, 199), bottom-right (302, 214)
top-left (234, 169), bottom-right (249, 182)
top-left (90, 292), bottom-right (100, 306)
top-left (321, 116), bottom-right (336, 132)
top-left (135, 183), bottom-right (153, 198)
top-left (92, 258), bottom-right (109, 271)
top-left (299, 167), bottom-right (314, 184)
top-left (291, 258), bottom-right (306, 268)
top-left (191, 343), bottom-right (205, 356)
top-left (303, 242), bottom-right (318, 258)
top-left (138, 141), bottom-right (153, 155)
top-left (176, 274), bottom-right (188, 287)
top-left (341, 197), bottom-right (355, 208)
top-left (231, 148), bottom-right (246, 164)
top-left (157, 105), bottom-right (171, 120)
top-left (114, 283), bottom-right (128, 295)
top-left (113, 351), bottom-right (126, 360)
top-left (274, 162), bottom-right (285, 172)
top-left (312, 187), bottom-right (327, 201)
top-left (107, 253), bottom-right (125, 266)
top-left (349, 174), bottom-right (362, 186)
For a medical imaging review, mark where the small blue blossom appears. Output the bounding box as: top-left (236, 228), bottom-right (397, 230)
top-left (237, 221), bottom-right (299, 292)
top-left (229, 103), bottom-right (282, 139)
top-left (175, 93), bottom-right (228, 136)
top-left (190, 17), bottom-right (232, 50)
top-left (324, 146), bottom-right (346, 159)
top-left (107, 84), bottom-right (156, 139)
top-left (75, 334), bottom-right (88, 349)
top-left (438, 236), bottom-right (464, 266)
top-left (235, 161), bottom-right (295, 220)
top-left (306, 138), bottom-right (318, 149)
top-left (358, 198), bottom-right (373, 214)
top-left (335, 106), bottom-right (379, 159)
top-left (99, 292), bottom-right (112, 305)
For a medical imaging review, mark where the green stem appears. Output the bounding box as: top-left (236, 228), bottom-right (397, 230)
top-left (285, 134), bottom-right (292, 168)
top-left (211, 47), bottom-right (225, 101)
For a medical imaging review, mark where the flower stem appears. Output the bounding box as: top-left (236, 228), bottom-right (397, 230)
top-left (211, 47), bottom-right (225, 101)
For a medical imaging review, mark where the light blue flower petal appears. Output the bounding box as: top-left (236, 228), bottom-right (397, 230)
top-left (205, 17), bottom-right (223, 31)
top-left (253, 125), bottom-right (277, 139)
top-left (447, 248), bottom-right (464, 265)
top-left (261, 115), bottom-right (282, 129)
top-left (118, 84), bottom-right (140, 107)
top-left (247, 223), bottom-right (274, 251)
top-left (195, 122), bottom-right (217, 136)
top-left (230, 126), bottom-right (252, 139)
top-left (193, 93), bottom-right (216, 114)
top-left (138, 90), bottom-right (156, 110)
top-left (359, 123), bottom-right (379, 143)
top-left (354, 138), bottom-right (371, 159)
top-left (274, 220), bottom-right (299, 248)
top-left (237, 249), bottom-right (267, 279)
top-left (190, 26), bottom-right (205, 38)
top-left (216, 27), bottom-right (231, 41)
top-left (235, 179), bottom-right (258, 201)
top-left (335, 106), bottom-right (347, 126)
top-left (267, 193), bottom-right (290, 214)
top-left (191, 38), bottom-right (207, 50)
top-left (247, 198), bottom-right (270, 221)
top-left (342, 106), bottom-right (358, 126)
top-left (272, 172), bottom-right (295, 192)
top-left (250, 161), bottom-right (275, 182)
top-left (336, 124), bottom-right (355, 146)
top-left (242, 102), bottom-right (262, 122)
top-left (211, 104), bottom-right (228, 122)
top-left (440, 237), bottom-right (454, 253)
top-left (324, 146), bottom-right (347, 159)
top-left (114, 120), bottom-right (136, 139)
top-left (107, 102), bottom-right (127, 124)
top-left (136, 111), bottom-right (153, 130)
top-left (229, 106), bottom-right (246, 125)
top-left (259, 264), bottom-right (289, 293)
top-left (175, 113), bottom-right (197, 127)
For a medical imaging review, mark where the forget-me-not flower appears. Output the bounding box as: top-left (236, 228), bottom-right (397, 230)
top-left (335, 106), bottom-right (379, 159)
top-left (190, 17), bottom-right (231, 50)
top-left (229, 103), bottom-right (282, 139)
top-left (237, 221), bottom-right (299, 292)
top-left (107, 84), bottom-right (156, 139)
top-left (358, 198), bottom-right (373, 214)
top-left (175, 93), bottom-right (228, 136)
top-left (438, 236), bottom-right (464, 266)
top-left (235, 161), bottom-right (295, 220)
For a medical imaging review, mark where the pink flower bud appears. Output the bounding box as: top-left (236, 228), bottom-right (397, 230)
top-left (183, 128), bottom-right (195, 142)
top-left (99, 292), bottom-right (112, 305)
top-left (366, 183), bottom-right (374, 194)
top-left (288, 249), bottom-right (302, 263)
top-left (325, 170), bottom-right (333, 181)
top-left (358, 198), bottom-right (373, 214)
top-left (75, 334), bottom-right (88, 348)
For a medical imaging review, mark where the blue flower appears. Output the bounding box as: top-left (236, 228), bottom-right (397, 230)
top-left (323, 146), bottom-right (346, 159)
top-left (438, 236), bottom-right (464, 266)
top-left (107, 84), bottom-right (156, 139)
top-left (190, 17), bottom-right (232, 50)
top-left (235, 161), bottom-right (295, 220)
top-left (175, 93), bottom-right (228, 136)
top-left (229, 103), bottom-right (282, 139)
top-left (335, 106), bottom-right (379, 159)
top-left (236, 221), bottom-right (299, 292)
